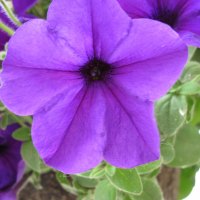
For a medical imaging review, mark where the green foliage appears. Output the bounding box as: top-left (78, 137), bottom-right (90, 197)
top-left (106, 168), bottom-right (143, 195)
top-left (136, 160), bottom-right (161, 175)
top-left (188, 47), bottom-right (197, 59)
top-left (160, 143), bottom-right (175, 164)
top-left (177, 81), bottom-right (200, 95)
top-left (74, 176), bottom-right (98, 189)
top-left (129, 179), bottom-right (163, 200)
top-left (56, 172), bottom-right (71, 185)
top-left (21, 141), bottom-right (45, 173)
top-left (77, 164), bottom-right (105, 179)
top-left (105, 164), bottom-right (116, 176)
top-left (0, 113), bottom-right (8, 129)
top-left (179, 166), bottom-right (199, 199)
top-left (169, 125), bottom-right (200, 167)
top-left (156, 94), bottom-right (187, 137)
top-left (94, 180), bottom-right (116, 200)
top-left (180, 62), bottom-right (200, 83)
top-left (12, 127), bottom-right (31, 141)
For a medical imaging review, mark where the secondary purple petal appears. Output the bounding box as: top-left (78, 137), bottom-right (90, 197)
top-left (0, 158), bottom-right (16, 190)
top-left (0, 191), bottom-right (15, 200)
top-left (0, 123), bottom-right (21, 197)
top-left (12, 0), bottom-right (37, 16)
top-left (0, 162), bottom-right (25, 200)
top-left (32, 84), bottom-right (106, 174)
top-left (117, 0), bottom-right (152, 18)
top-left (176, 1), bottom-right (200, 46)
top-left (118, 0), bottom-right (200, 47)
top-left (103, 86), bottom-right (160, 167)
top-left (109, 19), bottom-right (187, 101)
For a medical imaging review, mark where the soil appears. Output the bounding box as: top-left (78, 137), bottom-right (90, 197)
top-left (19, 172), bottom-right (77, 200)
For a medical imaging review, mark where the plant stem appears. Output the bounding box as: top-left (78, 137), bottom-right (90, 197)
top-left (0, 0), bottom-right (21, 26)
top-left (0, 22), bottom-right (14, 36)
top-left (9, 114), bottom-right (29, 128)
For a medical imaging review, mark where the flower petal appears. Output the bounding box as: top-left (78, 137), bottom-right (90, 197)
top-left (32, 84), bottom-right (106, 174)
top-left (0, 65), bottom-right (83, 115)
top-left (117, 0), bottom-right (152, 18)
top-left (4, 19), bottom-right (86, 71)
top-left (47, 0), bottom-right (135, 60)
top-left (176, 2), bottom-right (200, 47)
top-left (103, 85), bottom-right (160, 168)
top-left (109, 19), bottom-right (187, 101)
top-left (0, 158), bottom-right (16, 190)
top-left (0, 190), bottom-right (15, 200)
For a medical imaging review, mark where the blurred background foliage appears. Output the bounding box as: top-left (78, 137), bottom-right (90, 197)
top-left (1, 0), bottom-right (200, 199)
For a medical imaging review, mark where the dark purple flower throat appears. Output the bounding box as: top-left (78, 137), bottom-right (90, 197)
top-left (152, 8), bottom-right (179, 28)
top-left (80, 58), bottom-right (112, 83)
top-left (0, 136), bottom-right (7, 154)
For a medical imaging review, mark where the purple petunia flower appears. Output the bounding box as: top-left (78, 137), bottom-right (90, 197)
top-left (0, 0), bottom-right (37, 51)
top-left (117, 0), bottom-right (200, 47)
top-left (0, 123), bottom-right (24, 200)
top-left (0, 0), bottom-right (188, 174)
top-left (12, 0), bottom-right (38, 16)
top-left (0, 8), bottom-right (16, 51)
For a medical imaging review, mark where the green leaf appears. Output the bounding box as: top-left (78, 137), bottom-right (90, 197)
top-left (169, 125), bottom-right (200, 167)
top-left (136, 160), bottom-right (161, 175)
top-left (130, 179), bottom-right (163, 200)
top-left (106, 168), bottom-right (142, 195)
top-left (29, 172), bottom-right (42, 189)
top-left (191, 48), bottom-right (200, 62)
top-left (94, 180), bottom-right (116, 200)
top-left (105, 165), bottom-right (116, 176)
top-left (156, 94), bottom-right (187, 137)
top-left (73, 178), bottom-right (87, 194)
top-left (74, 176), bottom-right (97, 188)
top-left (21, 141), bottom-right (43, 173)
top-left (56, 172), bottom-right (79, 196)
top-left (0, 51), bottom-right (6, 61)
top-left (181, 61), bottom-right (200, 83)
top-left (177, 81), bottom-right (200, 95)
top-left (12, 127), bottom-right (31, 141)
top-left (0, 113), bottom-right (8, 129)
top-left (56, 172), bottom-right (70, 185)
top-left (77, 171), bottom-right (92, 179)
top-left (189, 47), bottom-right (197, 60)
top-left (147, 168), bottom-right (161, 178)
top-left (77, 166), bottom-right (105, 179)
top-left (179, 166), bottom-right (199, 199)
top-left (161, 143), bottom-right (175, 164)
top-left (187, 96), bottom-right (200, 125)
top-left (89, 165), bottom-right (105, 179)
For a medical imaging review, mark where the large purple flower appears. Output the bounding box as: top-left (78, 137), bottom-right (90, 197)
top-left (117, 0), bottom-right (200, 47)
top-left (0, 123), bottom-right (23, 200)
top-left (0, 0), bottom-right (37, 51)
top-left (0, 0), bottom-right (188, 174)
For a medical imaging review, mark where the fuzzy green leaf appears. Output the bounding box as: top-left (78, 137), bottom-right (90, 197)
top-left (106, 168), bottom-right (142, 195)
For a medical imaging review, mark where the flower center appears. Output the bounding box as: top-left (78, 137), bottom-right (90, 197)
top-left (152, 8), bottom-right (179, 28)
top-left (80, 58), bottom-right (112, 83)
